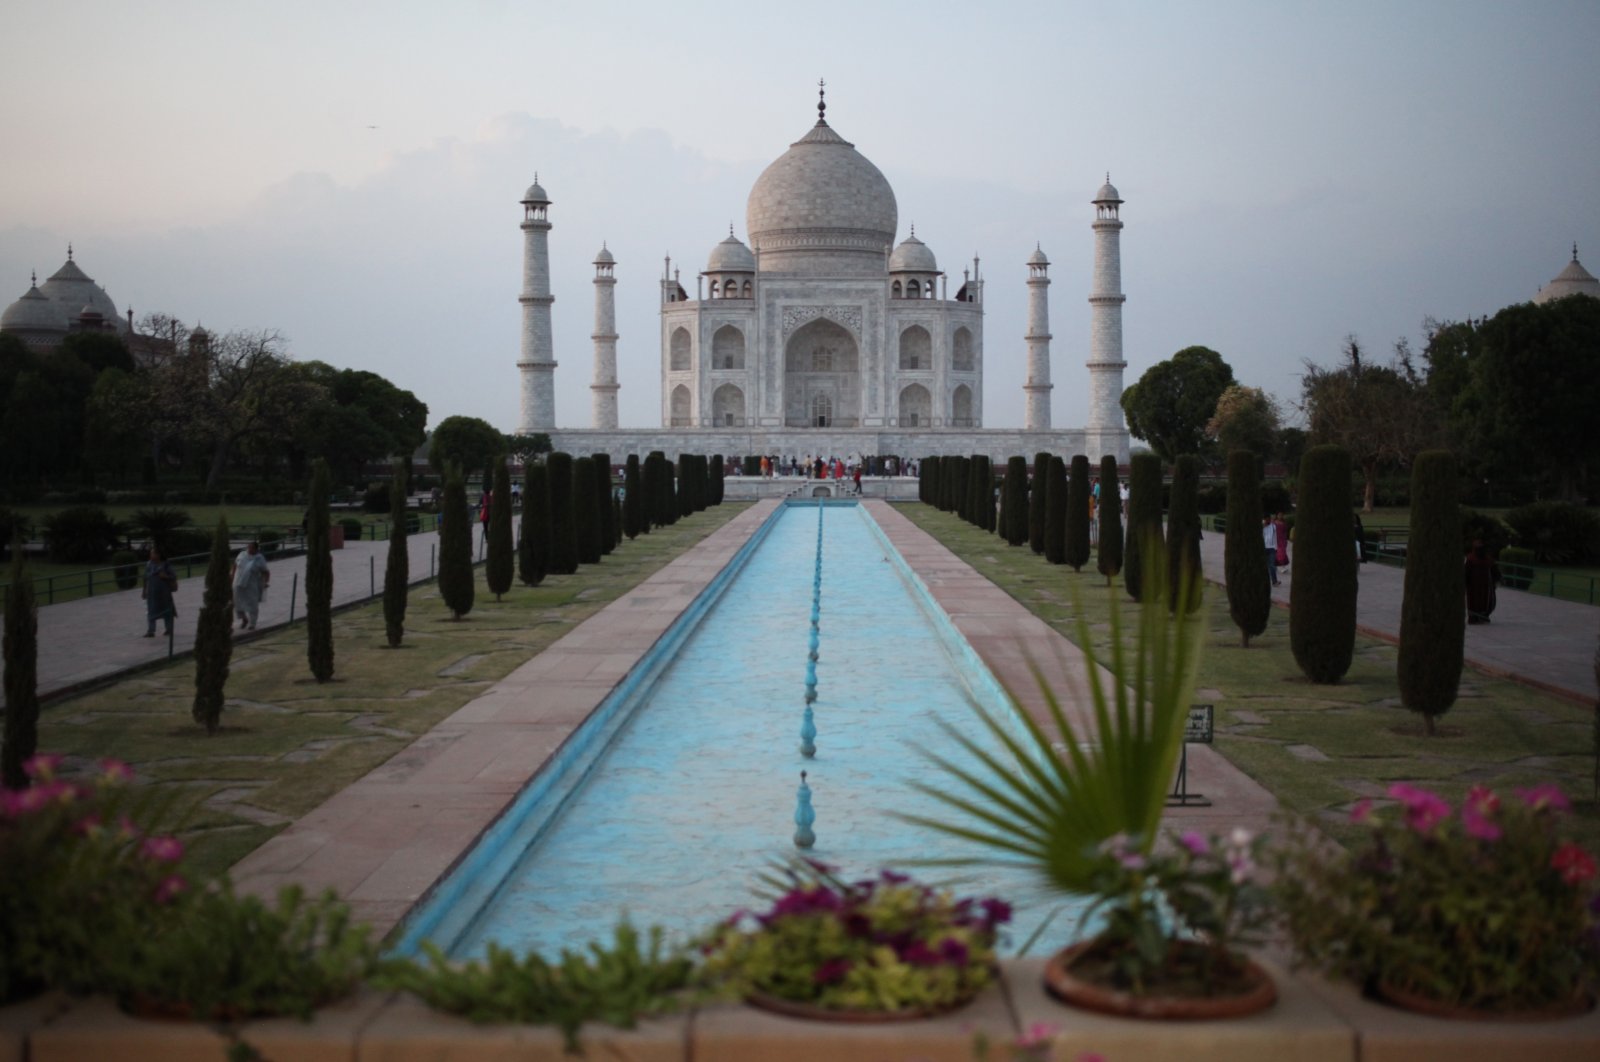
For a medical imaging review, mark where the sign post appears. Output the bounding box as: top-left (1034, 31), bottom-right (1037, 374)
top-left (1167, 704), bottom-right (1214, 807)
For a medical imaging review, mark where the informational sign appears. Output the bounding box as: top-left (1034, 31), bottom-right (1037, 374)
top-left (1185, 704), bottom-right (1214, 745)
top-left (1168, 705), bottom-right (1215, 808)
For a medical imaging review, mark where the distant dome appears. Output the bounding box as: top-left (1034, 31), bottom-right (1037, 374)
top-left (521, 179), bottom-right (549, 204)
top-left (0, 281), bottom-right (61, 333)
top-left (37, 253), bottom-right (120, 327)
top-left (1534, 246), bottom-right (1600, 305)
top-left (1093, 177), bottom-right (1122, 203)
top-left (594, 244), bottom-right (615, 265)
top-left (889, 232), bottom-right (937, 273)
top-left (706, 233), bottom-right (755, 273)
top-left (746, 117), bottom-right (898, 274)
top-left (1027, 245), bottom-right (1050, 266)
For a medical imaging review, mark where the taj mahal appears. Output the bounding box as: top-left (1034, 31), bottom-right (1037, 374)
top-left (518, 88), bottom-right (1133, 465)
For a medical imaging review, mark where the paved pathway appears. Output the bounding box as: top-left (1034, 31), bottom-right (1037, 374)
top-left (11, 527), bottom-right (460, 699)
top-left (1196, 531), bottom-right (1599, 705)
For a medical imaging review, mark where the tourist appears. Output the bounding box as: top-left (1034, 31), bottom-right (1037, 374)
top-left (231, 540), bottom-right (271, 630)
top-left (1272, 512), bottom-right (1290, 572)
top-left (1353, 512), bottom-right (1366, 563)
top-left (142, 546), bottom-right (177, 638)
top-left (479, 489), bottom-right (492, 549)
top-left (1262, 516), bottom-right (1280, 586)
top-left (853, 466), bottom-right (863, 494)
top-left (1465, 539), bottom-right (1501, 624)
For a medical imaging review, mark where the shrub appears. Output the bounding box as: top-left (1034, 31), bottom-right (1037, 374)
top-left (161, 527), bottom-right (212, 561)
top-left (1066, 455), bottom-right (1091, 571)
top-left (1503, 501), bottom-right (1600, 565)
top-left (1223, 450), bottom-right (1270, 647)
top-left (1029, 452), bottom-right (1050, 554)
top-left (1500, 546), bottom-right (1535, 589)
top-left (1398, 451), bottom-right (1464, 736)
top-left (43, 506), bottom-right (124, 564)
top-left (383, 461), bottom-right (409, 646)
top-left (1002, 456), bottom-right (1029, 546)
top-left (338, 517), bottom-right (364, 542)
top-left (1290, 445), bottom-right (1358, 684)
top-left (192, 516), bottom-right (234, 733)
top-left (676, 456), bottom-right (693, 519)
top-left (130, 508), bottom-right (190, 559)
top-left (1097, 455), bottom-right (1124, 584)
top-left (1166, 455), bottom-right (1204, 613)
top-left (979, 456), bottom-right (997, 532)
top-left (306, 462), bottom-right (336, 683)
top-left (1124, 453), bottom-right (1163, 602)
top-left (438, 467), bottom-right (475, 619)
top-left (111, 550), bottom-right (141, 590)
top-left (593, 452), bottom-right (616, 552)
top-left (519, 462), bottom-right (550, 586)
top-left (574, 457), bottom-right (602, 566)
top-left (547, 453), bottom-right (578, 573)
top-left (622, 455), bottom-right (643, 540)
top-left (362, 482), bottom-right (391, 513)
top-left (486, 459), bottom-right (515, 599)
top-left (1044, 456), bottom-right (1068, 565)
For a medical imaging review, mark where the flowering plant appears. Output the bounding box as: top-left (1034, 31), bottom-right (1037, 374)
top-left (696, 861), bottom-right (1010, 1014)
top-left (0, 754), bottom-right (189, 1001)
top-left (1072, 828), bottom-right (1274, 996)
top-left (1276, 782), bottom-right (1600, 1013)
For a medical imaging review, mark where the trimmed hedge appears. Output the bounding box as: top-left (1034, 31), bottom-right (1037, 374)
top-left (1029, 452), bottom-right (1049, 555)
top-left (1066, 456), bottom-right (1091, 572)
top-left (547, 453), bottom-right (578, 574)
top-left (486, 459), bottom-right (515, 598)
top-left (1223, 450), bottom-right (1270, 647)
top-left (519, 462), bottom-right (551, 585)
top-left (1290, 445), bottom-right (1358, 684)
top-left (573, 457), bottom-right (602, 566)
top-left (1123, 453), bottom-right (1163, 603)
top-left (1166, 455), bottom-right (1204, 613)
top-left (1398, 450), bottom-right (1464, 735)
top-left (623, 455), bottom-right (643, 540)
top-left (1096, 455), bottom-right (1123, 584)
top-left (1002, 456), bottom-right (1029, 546)
top-left (1044, 456), bottom-right (1068, 565)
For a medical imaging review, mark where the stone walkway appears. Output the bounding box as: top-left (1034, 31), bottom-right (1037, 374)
top-left (1196, 531), bottom-right (1599, 705)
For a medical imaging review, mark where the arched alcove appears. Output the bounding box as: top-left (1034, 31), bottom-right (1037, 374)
top-left (951, 384), bottom-right (974, 426)
top-left (712, 383), bottom-right (745, 427)
top-left (899, 325), bottom-right (931, 371)
top-left (784, 317), bottom-right (860, 428)
top-left (898, 383), bottom-right (932, 427)
top-left (670, 384), bottom-right (692, 426)
top-left (952, 327), bottom-right (975, 371)
top-left (712, 325), bottom-right (745, 370)
top-left (669, 328), bottom-right (691, 371)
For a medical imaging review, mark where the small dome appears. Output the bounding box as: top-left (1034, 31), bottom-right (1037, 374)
top-left (521, 178), bottom-right (549, 204)
top-left (1534, 246), bottom-right (1600, 304)
top-left (594, 244), bottom-right (615, 265)
top-left (706, 233), bottom-right (755, 273)
top-left (38, 252), bottom-right (120, 325)
top-left (1093, 177), bottom-right (1122, 203)
top-left (190, 324), bottom-right (211, 339)
top-left (1027, 245), bottom-right (1050, 267)
top-left (889, 232), bottom-right (938, 273)
top-left (0, 282), bottom-right (62, 333)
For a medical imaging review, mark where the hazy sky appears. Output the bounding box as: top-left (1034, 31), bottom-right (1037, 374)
top-left (2, 0), bottom-right (1596, 434)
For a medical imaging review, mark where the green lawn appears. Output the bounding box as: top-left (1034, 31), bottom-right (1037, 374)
top-left (894, 503), bottom-right (1600, 853)
top-left (31, 503), bottom-right (751, 881)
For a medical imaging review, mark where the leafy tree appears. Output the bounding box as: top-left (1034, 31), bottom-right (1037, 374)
top-left (1124, 453), bottom-right (1163, 602)
top-left (383, 461), bottom-right (409, 646)
top-left (1398, 451), bottom-right (1464, 736)
top-left (428, 416), bottom-right (506, 482)
top-left (1302, 336), bottom-right (1436, 512)
top-left (1207, 385), bottom-right (1281, 461)
top-left (438, 466), bottom-right (475, 619)
top-left (504, 433), bottom-right (553, 462)
top-left (1002, 456), bottom-right (1029, 546)
top-left (573, 458), bottom-right (602, 565)
top-left (486, 458), bottom-right (514, 600)
top-left (518, 461), bottom-right (550, 586)
top-left (1044, 456), bottom-right (1068, 565)
top-left (1120, 346), bottom-right (1235, 463)
top-left (293, 364), bottom-right (428, 488)
top-left (1290, 445), bottom-right (1358, 683)
top-left (2, 540), bottom-right (38, 788)
top-left (1066, 455), bottom-right (1091, 571)
top-left (592, 453), bottom-right (616, 553)
top-left (305, 460), bottom-right (335, 682)
top-left (1096, 455), bottom-right (1124, 585)
top-left (81, 368), bottom-right (147, 483)
top-left (622, 455), bottom-right (643, 539)
top-left (192, 516), bottom-right (234, 733)
top-left (1029, 452), bottom-right (1050, 554)
top-left (547, 453), bottom-right (578, 574)
top-left (58, 330), bottom-right (135, 375)
top-left (1223, 450), bottom-right (1270, 647)
top-left (1166, 455), bottom-right (1204, 613)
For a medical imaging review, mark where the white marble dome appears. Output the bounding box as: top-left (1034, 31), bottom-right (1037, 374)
top-left (746, 119), bottom-right (897, 274)
top-left (706, 233), bottom-right (755, 273)
top-left (0, 281), bottom-right (58, 332)
top-left (1534, 247), bottom-right (1600, 305)
top-left (522, 179), bottom-right (549, 204)
top-left (889, 232), bottom-right (937, 273)
top-left (37, 256), bottom-right (119, 324)
top-left (1027, 245), bottom-right (1050, 267)
top-left (1093, 178), bottom-right (1122, 203)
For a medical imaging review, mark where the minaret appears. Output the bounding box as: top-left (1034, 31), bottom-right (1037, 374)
top-left (590, 243), bottom-right (619, 429)
top-left (1087, 174), bottom-right (1128, 460)
top-left (1024, 244), bottom-right (1052, 431)
top-left (517, 176), bottom-right (557, 432)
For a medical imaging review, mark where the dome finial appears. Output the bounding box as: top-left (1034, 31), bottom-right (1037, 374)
top-left (1575, 242), bottom-right (1581, 261)
top-left (67, 242), bottom-right (73, 261)
top-left (30, 271), bottom-right (36, 286)
top-left (910, 222), bottom-right (915, 238)
top-left (817, 78), bottom-right (826, 124)
top-left (729, 221), bottom-right (735, 237)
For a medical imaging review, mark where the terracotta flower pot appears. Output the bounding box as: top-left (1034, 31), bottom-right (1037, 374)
top-left (1373, 980), bottom-right (1596, 1022)
top-left (1042, 939), bottom-right (1277, 1020)
top-left (744, 988), bottom-right (980, 1024)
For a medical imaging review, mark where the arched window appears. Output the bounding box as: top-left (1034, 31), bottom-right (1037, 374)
top-left (709, 280), bottom-right (720, 298)
top-left (898, 325), bottom-right (931, 371)
top-left (951, 384), bottom-right (974, 427)
top-left (812, 392), bottom-right (833, 428)
top-left (712, 383), bottom-right (745, 426)
top-left (898, 383), bottom-right (932, 427)
top-left (892, 281), bottom-right (903, 298)
top-left (670, 384), bottom-right (692, 426)
top-left (908, 279), bottom-right (921, 299)
top-left (952, 327), bottom-right (974, 372)
top-left (812, 345), bottom-right (833, 372)
top-left (669, 328), bottom-right (691, 371)
top-left (712, 324), bottom-right (745, 370)
top-left (741, 280), bottom-right (752, 298)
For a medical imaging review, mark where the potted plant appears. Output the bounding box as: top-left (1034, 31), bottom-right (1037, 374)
top-left (903, 559), bottom-right (1279, 1018)
top-left (1276, 782), bottom-right (1600, 1019)
top-left (696, 861), bottom-right (1010, 1020)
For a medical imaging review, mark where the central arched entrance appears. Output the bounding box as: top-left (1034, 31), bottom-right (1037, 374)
top-left (784, 317), bottom-right (860, 428)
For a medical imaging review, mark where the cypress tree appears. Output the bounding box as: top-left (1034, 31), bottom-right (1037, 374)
top-left (1167, 454), bottom-right (1204, 613)
top-left (1066, 455), bottom-right (1092, 572)
top-left (1290, 444), bottom-right (1358, 683)
top-left (1124, 453), bottom-right (1163, 602)
top-left (983, 457), bottom-right (998, 532)
top-left (192, 515), bottom-right (234, 733)
top-left (593, 453), bottom-right (616, 553)
top-left (711, 454), bottom-right (725, 506)
top-left (623, 455), bottom-right (643, 539)
top-left (966, 455), bottom-right (984, 526)
top-left (1223, 449), bottom-right (1270, 647)
top-left (1096, 455), bottom-right (1124, 585)
top-left (2, 538), bottom-right (39, 787)
top-left (520, 462), bottom-right (551, 585)
top-left (1398, 450), bottom-right (1464, 736)
top-left (306, 459), bottom-right (335, 681)
top-left (486, 457), bottom-right (514, 599)
top-left (1029, 452), bottom-right (1050, 554)
top-left (673, 456), bottom-right (689, 519)
top-left (920, 456), bottom-right (936, 505)
top-left (1003, 456), bottom-right (1029, 545)
top-left (383, 460), bottom-right (409, 646)
top-left (547, 452), bottom-right (578, 574)
top-left (439, 465), bottom-right (475, 619)
top-left (573, 457), bottom-right (602, 565)
top-left (1044, 456), bottom-right (1068, 565)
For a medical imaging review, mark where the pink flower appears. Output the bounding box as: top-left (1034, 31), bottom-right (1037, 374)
top-left (1348, 798), bottom-right (1375, 824)
top-left (812, 958), bottom-right (853, 984)
top-left (22, 753), bottom-right (62, 780)
top-left (1465, 785), bottom-right (1500, 816)
top-left (153, 874), bottom-right (187, 904)
top-left (72, 813), bottom-right (105, 837)
top-left (1015, 1022), bottom-right (1060, 1049)
top-left (1517, 784), bottom-right (1571, 813)
top-left (1387, 783), bottom-right (1451, 833)
top-left (141, 835), bottom-right (184, 864)
top-left (1462, 807), bottom-right (1502, 841)
top-left (97, 758), bottom-right (135, 784)
top-left (1552, 843), bottom-right (1597, 886)
top-left (1178, 830), bottom-right (1210, 856)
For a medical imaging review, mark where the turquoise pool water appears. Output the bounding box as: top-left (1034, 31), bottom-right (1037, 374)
top-left (402, 501), bottom-right (1082, 959)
